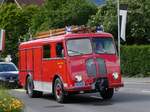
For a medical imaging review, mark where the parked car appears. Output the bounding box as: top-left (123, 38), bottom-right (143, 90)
top-left (0, 62), bottom-right (19, 88)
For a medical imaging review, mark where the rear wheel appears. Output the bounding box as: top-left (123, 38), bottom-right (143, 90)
top-left (54, 78), bottom-right (66, 103)
top-left (26, 76), bottom-right (42, 98)
top-left (100, 88), bottom-right (114, 100)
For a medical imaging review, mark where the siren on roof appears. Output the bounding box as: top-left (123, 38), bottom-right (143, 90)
top-left (65, 26), bottom-right (72, 34)
top-left (35, 25), bottom-right (105, 39)
top-left (96, 25), bottom-right (104, 33)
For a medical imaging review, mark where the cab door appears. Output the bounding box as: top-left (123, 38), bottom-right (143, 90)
top-left (42, 44), bottom-right (52, 82)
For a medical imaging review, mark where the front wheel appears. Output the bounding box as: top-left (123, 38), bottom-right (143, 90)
top-left (54, 78), bottom-right (66, 103)
top-left (99, 88), bottom-right (114, 100)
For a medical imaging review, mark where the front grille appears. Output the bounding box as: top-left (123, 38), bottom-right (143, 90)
top-left (86, 59), bottom-right (96, 77)
top-left (96, 58), bottom-right (107, 76)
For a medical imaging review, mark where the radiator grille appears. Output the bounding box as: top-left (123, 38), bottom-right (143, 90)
top-left (96, 58), bottom-right (107, 76)
top-left (86, 59), bottom-right (96, 77)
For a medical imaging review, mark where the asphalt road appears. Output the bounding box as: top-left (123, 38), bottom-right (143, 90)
top-left (10, 78), bottom-right (150, 112)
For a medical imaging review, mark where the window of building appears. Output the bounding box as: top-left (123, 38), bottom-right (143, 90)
top-left (43, 45), bottom-right (51, 58)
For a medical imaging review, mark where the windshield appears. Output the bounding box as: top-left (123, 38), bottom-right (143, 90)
top-left (0, 64), bottom-right (18, 72)
top-left (67, 38), bottom-right (92, 56)
top-left (92, 38), bottom-right (116, 54)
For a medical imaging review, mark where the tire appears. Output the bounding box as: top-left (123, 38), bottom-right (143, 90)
top-left (100, 88), bottom-right (114, 100)
top-left (26, 76), bottom-right (43, 98)
top-left (54, 78), bottom-right (66, 103)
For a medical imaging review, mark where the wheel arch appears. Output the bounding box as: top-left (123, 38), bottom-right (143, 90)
top-left (25, 73), bottom-right (33, 90)
top-left (52, 74), bottom-right (64, 94)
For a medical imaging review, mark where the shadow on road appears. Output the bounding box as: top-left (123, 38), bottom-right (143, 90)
top-left (11, 89), bottom-right (150, 108)
top-left (41, 93), bottom-right (113, 106)
top-left (66, 95), bottom-right (113, 106)
top-left (40, 91), bottom-right (150, 106)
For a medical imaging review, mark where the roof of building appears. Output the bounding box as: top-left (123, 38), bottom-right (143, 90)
top-left (0, 0), bottom-right (44, 5)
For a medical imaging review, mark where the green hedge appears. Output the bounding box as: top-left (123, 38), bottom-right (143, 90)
top-left (121, 45), bottom-right (150, 77)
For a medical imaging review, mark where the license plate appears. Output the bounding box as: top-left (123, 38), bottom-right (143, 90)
top-left (75, 81), bottom-right (85, 87)
top-left (9, 80), bottom-right (15, 83)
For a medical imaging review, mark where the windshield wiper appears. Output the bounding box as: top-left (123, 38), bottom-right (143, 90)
top-left (68, 49), bottom-right (84, 55)
top-left (95, 50), bottom-right (115, 54)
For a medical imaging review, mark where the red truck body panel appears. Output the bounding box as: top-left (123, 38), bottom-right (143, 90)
top-left (19, 32), bottom-right (123, 94)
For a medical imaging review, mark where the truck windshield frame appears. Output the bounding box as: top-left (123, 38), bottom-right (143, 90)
top-left (66, 37), bottom-right (116, 56)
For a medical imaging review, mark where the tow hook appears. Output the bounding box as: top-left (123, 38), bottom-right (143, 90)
top-left (95, 78), bottom-right (108, 91)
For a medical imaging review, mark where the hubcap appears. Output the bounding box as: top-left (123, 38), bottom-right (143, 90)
top-left (56, 83), bottom-right (62, 99)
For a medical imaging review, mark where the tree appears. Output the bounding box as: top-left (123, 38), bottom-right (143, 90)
top-left (124, 0), bottom-right (150, 44)
top-left (0, 4), bottom-right (39, 64)
top-left (88, 0), bottom-right (150, 44)
top-left (30, 0), bottom-right (97, 35)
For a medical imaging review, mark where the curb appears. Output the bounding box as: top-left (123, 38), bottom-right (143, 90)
top-left (123, 77), bottom-right (150, 84)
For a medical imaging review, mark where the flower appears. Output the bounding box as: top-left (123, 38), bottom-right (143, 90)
top-left (0, 97), bottom-right (24, 112)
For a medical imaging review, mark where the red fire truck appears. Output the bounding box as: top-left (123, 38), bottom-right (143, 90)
top-left (19, 26), bottom-right (123, 103)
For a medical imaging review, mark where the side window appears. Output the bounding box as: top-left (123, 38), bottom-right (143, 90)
top-left (56, 43), bottom-right (64, 57)
top-left (43, 45), bottom-right (51, 58)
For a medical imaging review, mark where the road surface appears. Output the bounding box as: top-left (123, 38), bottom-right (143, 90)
top-left (10, 78), bottom-right (150, 112)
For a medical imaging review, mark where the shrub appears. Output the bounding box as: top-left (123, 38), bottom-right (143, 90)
top-left (0, 4), bottom-right (39, 65)
top-left (121, 45), bottom-right (150, 77)
top-left (0, 88), bottom-right (24, 112)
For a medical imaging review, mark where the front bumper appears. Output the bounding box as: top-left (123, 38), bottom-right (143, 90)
top-left (64, 78), bottom-right (123, 93)
top-left (109, 82), bottom-right (124, 88)
top-left (65, 85), bottom-right (93, 92)
top-left (0, 80), bottom-right (19, 88)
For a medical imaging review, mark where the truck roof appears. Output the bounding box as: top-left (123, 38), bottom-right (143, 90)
top-left (19, 32), bottom-right (113, 49)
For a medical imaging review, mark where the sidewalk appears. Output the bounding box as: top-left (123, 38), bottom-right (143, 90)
top-left (123, 77), bottom-right (150, 84)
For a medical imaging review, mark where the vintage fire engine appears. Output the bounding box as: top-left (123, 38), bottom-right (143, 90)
top-left (19, 26), bottom-right (123, 103)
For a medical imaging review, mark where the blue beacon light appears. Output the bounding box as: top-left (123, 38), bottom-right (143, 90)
top-left (66, 26), bottom-right (72, 34)
top-left (96, 25), bottom-right (104, 33)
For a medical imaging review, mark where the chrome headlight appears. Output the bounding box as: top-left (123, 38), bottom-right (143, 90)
top-left (75, 75), bottom-right (82, 82)
top-left (112, 72), bottom-right (119, 80)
